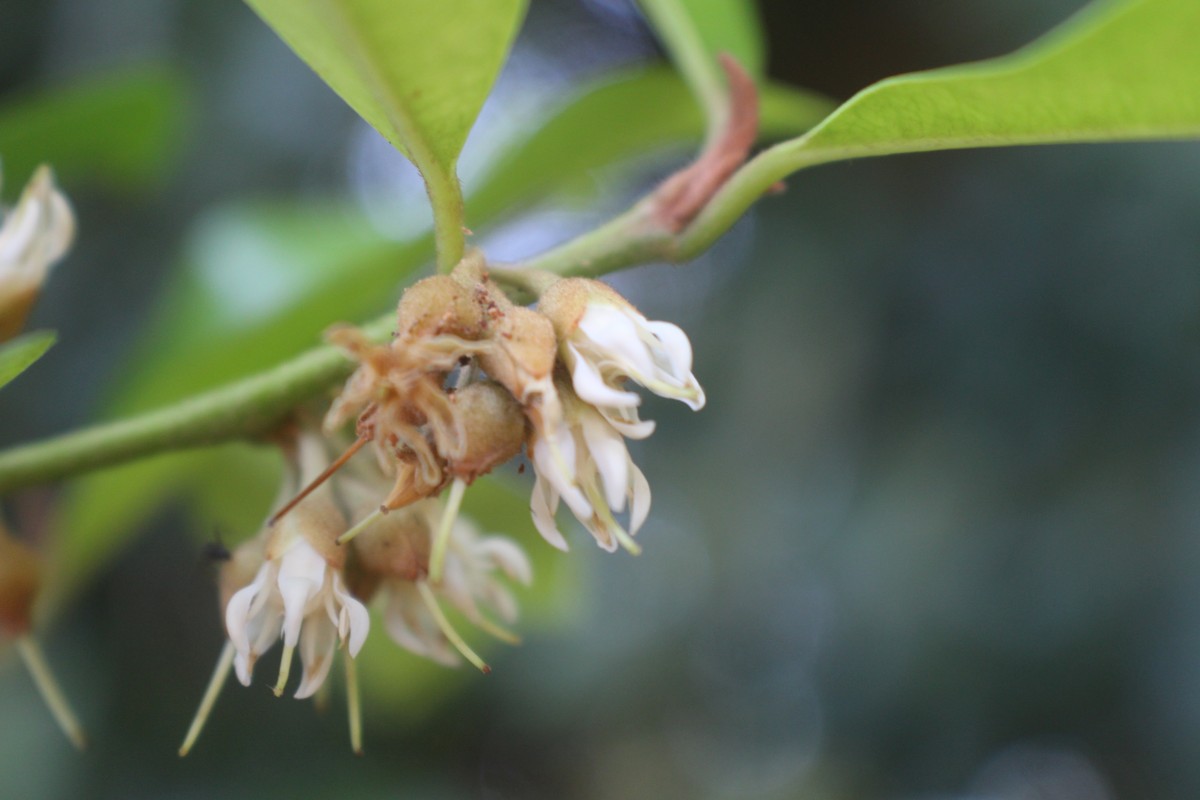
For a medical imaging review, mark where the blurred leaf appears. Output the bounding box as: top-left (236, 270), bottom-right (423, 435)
top-left (638, 0), bottom-right (764, 79)
top-left (468, 68), bottom-right (834, 222)
top-left (0, 330), bottom-right (54, 390)
top-left (771, 0), bottom-right (1200, 172)
top-left (243, 0), bottom-right (526, 179)
top-left (0, 66), bottom-right (186, 190)
top-left (636, 0), bottom-right (765, 128)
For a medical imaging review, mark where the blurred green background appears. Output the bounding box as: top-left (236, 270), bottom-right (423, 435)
top-left (2, 0), bottom-right (1200, 797)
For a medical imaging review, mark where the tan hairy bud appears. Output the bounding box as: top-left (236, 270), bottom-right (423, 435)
top-left (448, 380), bottom-right (526, 481)
top-left (537, 277), bottom-right (627, 341)
top-left (479, 305), bottom-right (557, 402)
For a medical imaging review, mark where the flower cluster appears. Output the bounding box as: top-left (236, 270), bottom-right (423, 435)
top-left (326, 252), bottom-right (705, 556)
top-left (182, 430), bottom-right (534, 755)
top-left (184, 251), bottom-right (704, 753)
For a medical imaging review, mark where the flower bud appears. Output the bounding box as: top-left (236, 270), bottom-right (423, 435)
top-left (348, 502), bottom-right (432, 586)
top-left (478, 303), bottom-right (557, 404)
top-left (0, 525), bottom-right (41, 635)
top-left (447, 380), bottom-right (526, 481)
top-left (0, 166), bottom-right (75, 343)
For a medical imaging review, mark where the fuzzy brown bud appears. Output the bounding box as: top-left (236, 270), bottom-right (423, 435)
top-left (479, 304), bottom-right (557, 403)
top-left (348, 504), bottom-right (432, 587)
top-left (448, 380), bottom-right (526, 481)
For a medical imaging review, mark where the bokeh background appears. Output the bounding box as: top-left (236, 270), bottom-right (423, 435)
top-left (2, 0), bottom-right (1200, 797)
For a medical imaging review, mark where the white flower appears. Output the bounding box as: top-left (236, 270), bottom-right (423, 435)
top-left (380, 503), bottom-right (532, 667)
top-left (223, 437), bottom-right (370, 698)
top-left (529, 381), bottom-right (650, 553)
top-left (0, 166), bottom-right (75, 339)
top-left (539, 278), bottom-right (704, 439)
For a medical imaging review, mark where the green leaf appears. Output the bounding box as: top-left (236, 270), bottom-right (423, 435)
top-left (636, 0), bottom-right (765, 125)
top-left (776, 0), bottom-right (1200, 170)
top-left (0, 67), bottom-right (186, 190)
top-left (243, 0), bottom-right (528, 269)
top-left (680, 0), bottom-right (1200, 258)
top-left (0, 330), bottom-right (55, 390)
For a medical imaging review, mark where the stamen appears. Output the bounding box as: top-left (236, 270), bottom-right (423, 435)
top-left (15, 635), bottom-right (87, 751)
top-left (343, 650), bottom-right (363, 755)
top-left (336, 507), bottom-right (385, 546)
top-left (472, 615), bottom-right (522, 646)
top-left (416, 582), bottom-right (490, 674)
top-left (179, 640), bottom-right (234, 757)
top-left (269, 435), bottom-right (369, 526)
top-left (429, 478), bottom-right (467, 583)
top-left (272, 643), bottom-right (295, 697)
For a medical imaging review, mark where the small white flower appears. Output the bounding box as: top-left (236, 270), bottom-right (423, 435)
top-left (223, 437), bottom-right (370, 698)
top-left (380, 503), bottom-right (532, 667)
top-left (0, 166), bottom-right (75, 339)
top-left (529, 381), bottom-right (650, 553)
top-left (539, 278), bottom-right (704, 439)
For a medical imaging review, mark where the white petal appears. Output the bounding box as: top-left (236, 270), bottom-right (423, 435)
top-left (629, 463), bottom-right (652, 535)
top-left (233, 652), bottom-right (254, 687)
top-left (0, 167), bottom-right (74, 280)
top-left (605, 412), bottom-right (656, 440)
top-left (383, 585), bottom-right (461, 667)
top-left (440, 556), bottom-right (481, 621)
top-left (569, 348), bottom-right (641, 409)
top-left (484, 583), bottom-right (519, 624)
top-left (333, 575), bottom-right (371, 657)
top-left (294, 617), bottom-right (337, 699)
top-left (580, 413), bottom-right (630, 513)
top-left (224, 567), bottom-right (269, 656)
top-left (276, 543), bottom-right (327, 647)
top-left (585, 517), bottom-right (619, 553)
top-left (578, 305), bottom-right (658, 378)
top-left (478, 537), bottom-right (533, 585)
top-left (530, 476), bottom-right (570, 551)
top-left (644, 320), bottom-right (694, 374)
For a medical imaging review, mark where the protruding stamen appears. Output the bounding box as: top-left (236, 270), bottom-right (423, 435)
top-left (343, 649), bottom-right (363, 756)
top-left (272, 643), bottom-right (296, 697)
top-left (269, 435), bottom-right (369, 526)
top-left (15, 635), bottom-right (87, 751)
top-left (472, 615), bottom-right (522, 646)
top-left (336, 508), bottom-right (385, 546)
top-left (429, 478), bottom-right (468, 583)
top-left (179, 640), bottom-right (234, 757)
top-left (416, 582), bottom-right (490, 674)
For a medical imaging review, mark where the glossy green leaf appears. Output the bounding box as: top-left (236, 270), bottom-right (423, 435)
top-left (243, 0), bottom-right (526, 187)
top-left (0, 330), bottom-right (55, 390)
top-left (0, 67), bottom-right (186, 190)
top-left (774, 0), bottom-right (1200, 171)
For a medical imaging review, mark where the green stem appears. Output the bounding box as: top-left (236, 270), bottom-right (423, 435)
top-left (428, 166), bottom-right (466, 274)
top-left (0, 133), bottom-right (799, 496)
top-left (0, 314), bottom-right (393, 494)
